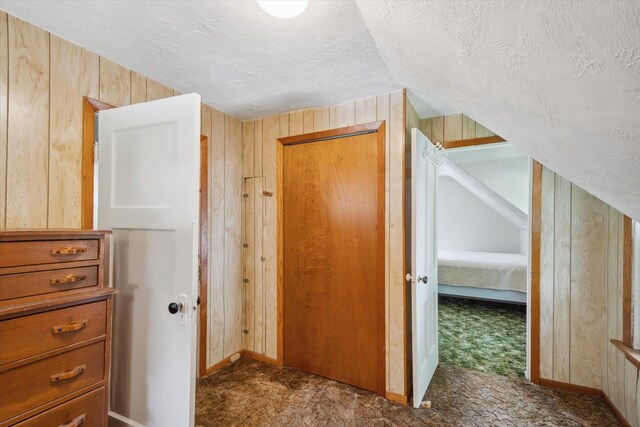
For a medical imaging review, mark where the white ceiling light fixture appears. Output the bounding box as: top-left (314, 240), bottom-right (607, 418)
top-left (257, 0), bottom-right (308, 19)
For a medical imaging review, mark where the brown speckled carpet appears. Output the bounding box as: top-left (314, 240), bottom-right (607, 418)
top-left (195, 357), bottom-right (620, 426)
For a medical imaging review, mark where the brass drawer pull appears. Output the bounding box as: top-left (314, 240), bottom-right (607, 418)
top-left (52, 320), bottom-right (89, 334)
top-left (50, 274), bottom-right (87, 285)
top-left (58, 413), bottom-right (86, 427)
top-left (49, 364), bottom-right (86, 382)
top-left (51, 247), bottom-right (87, 255)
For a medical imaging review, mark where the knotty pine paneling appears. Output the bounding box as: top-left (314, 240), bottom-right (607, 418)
top-left (0, 12), bottom-right (7, 228)
top-left (99, 57), bottom-right (130, 107)
top-left (241, 89), bottom-right (407, 395)
top-left (6, 15), bottom-right (49, 228)
top-left (223, 115), bottom-right (243, 359)
top-left (146, 77), bottom-right (173, 101)
top-left (419, 113), bottom-right (495, 143)
top-left (553, 175), bottom-right (572, 382)
top-left (0, 13), bottom-right (244, 372)
top-left (48, 35), bottom-right (99, 228)
top-left (130, 70), bottom-right (147, 104)
top-left (539, 166), bottom-right (639, 427)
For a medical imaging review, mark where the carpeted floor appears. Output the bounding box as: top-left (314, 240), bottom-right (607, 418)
top-left (439, 296), bottom-right (526, 378)
top-left (195, 357), bottom-right (620, 426)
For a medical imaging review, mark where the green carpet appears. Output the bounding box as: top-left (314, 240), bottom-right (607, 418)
top-left (439, 296), bottom-right (526, 378)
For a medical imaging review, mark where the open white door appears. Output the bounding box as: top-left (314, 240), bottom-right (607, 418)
top-left (97, 94), bottom-right (201, 427)
top-left (411, 128), bottom-right (440, 408)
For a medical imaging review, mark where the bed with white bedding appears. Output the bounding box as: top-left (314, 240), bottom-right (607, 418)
top-left (438, 250), bottom-right (527, 304)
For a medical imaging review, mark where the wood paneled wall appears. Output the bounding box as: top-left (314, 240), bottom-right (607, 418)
top-left (604, 209), bottom-right (640, 426)
top-left (539, 166), bottom-right (639, 425)
top-left (240, 90), bottom-right (408, 395)
top-left (0, 13), bottom-right (244, 370)
top-left (419, 113), bottom-right (495, 143)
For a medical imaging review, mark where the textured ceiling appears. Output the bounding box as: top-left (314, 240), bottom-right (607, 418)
top-left (1, 0), bottom-right (639, 220)
top-left (356, 0), bottom-right (640, 221)
top-left (0, 0), bottom-right (406, 119)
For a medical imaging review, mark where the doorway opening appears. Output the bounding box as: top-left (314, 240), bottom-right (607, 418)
top-left (409, 125), bottom-right (542, 408)
top-left (437, 142), bottom-right (531, 379)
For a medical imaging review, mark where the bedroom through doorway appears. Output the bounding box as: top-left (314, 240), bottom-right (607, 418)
top-left (437, 142), bottom-right (531, 379)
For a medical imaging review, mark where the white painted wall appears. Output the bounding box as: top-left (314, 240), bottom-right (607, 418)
top-left (447, 144), bottom-right (530, 214)
top-left (439, 176), bottom-right (524, 254)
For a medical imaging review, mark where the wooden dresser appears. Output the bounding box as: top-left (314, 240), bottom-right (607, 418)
top-left (0, 230), bottom-right (116, 427)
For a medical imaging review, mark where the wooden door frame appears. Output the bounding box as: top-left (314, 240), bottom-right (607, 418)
top-left (435, 137), bottom-right (541, 384)
top-left (276, 121), bottom-right (387, 395)
top-left (81, 96), bottom-right (210, 377)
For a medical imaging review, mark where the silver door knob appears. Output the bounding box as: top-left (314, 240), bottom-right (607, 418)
top-left (417, 276), bottom-right (428, 284)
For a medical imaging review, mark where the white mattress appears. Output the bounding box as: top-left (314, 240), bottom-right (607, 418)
top-left (438, 250), bottom-right (527, 293)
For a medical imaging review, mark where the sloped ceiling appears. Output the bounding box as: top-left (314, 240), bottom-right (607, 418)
top-left (1, 1), bottom-right (639, 220)
top-left (356, 0), bottom-right (640, 221)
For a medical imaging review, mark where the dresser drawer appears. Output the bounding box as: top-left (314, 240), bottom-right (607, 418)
top-left (0, 240), bottom-right (99, 268)
top-left (0, 301), bottom-right (107, 366)
top-left (13, 387), bottom-right (105, 427)
top-left (0, 266), bottom-right (99, 301)
top-left (0, 341), bottom-right (105, 422)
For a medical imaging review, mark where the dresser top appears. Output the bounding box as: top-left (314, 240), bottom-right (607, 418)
top-left (0, 229), bottom-right (111, 241)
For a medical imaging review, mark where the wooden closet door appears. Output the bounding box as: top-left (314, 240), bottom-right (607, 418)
top-left (283, 130), bottom-right (385, 394)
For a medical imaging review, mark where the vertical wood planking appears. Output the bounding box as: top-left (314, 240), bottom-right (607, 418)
top-left (443, 113), bottom-right (462, 142)
top-left (333, 101), bottom-right (356, 128)
top-left (376, 92), bottom-right (391, 389)
top-left (224, 115), bottom-right (243, 358)
top-left (388, 89), bottom-right (405, 394)
top-left (605, 207), bottom-right (619, 403)
top-left (241, 120), bottom-right (255, 351)
top-left (419, 118), bottom-right (432, 141)
top-left (302, 109), bottom-right (313, 133)
top-left (201, 105), bottom-right (212, 143)
top-left (625, 360), bottom-right (638, 426)
top-left (130, 71), bottom-right (146, 104)
top-left (553, 175), bottom-right (571, 381)
top-left (355, 96), bottom-right (377, 125)
top-left (0, 12), bottom-right (7, 228)
top-left (462, 115), bottom-right (476, 140)
top-left (569, 185), bottom-right (606, 388)
top-left (242, 178), bottom-right (256, 351)
top-left (99, 57), bottom-right (130, 107)
top-left (146, 78), bottom-right (173, 101)
top-left (431, 116), bottom-right (444, 144)
top-left (539, 167), bottom-right (555, 380)
top-left (208, 108), bottom-right (225, 365)
top-left (6, 16), bottom-right (49, 228)
top-left (254, 119), bottom-right (263, 177)
top-left (616, 215), bottom-right (626, 415)
top-left (263, 115), bottom-right (280, 358)
top-left (289, 110), bottom-right (303, 136)
top-left (254, 177), bottom-right (265, 354)
top-left (475, 122), bottom-right (495, 138)
top-left (242, 121), bottom-right (255, 178)
top-left (48, 36), bottom-right (99, 228)
top-left (313, 107), bottom-right (329, 132)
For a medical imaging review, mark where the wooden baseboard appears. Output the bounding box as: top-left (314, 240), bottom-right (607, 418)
top-left (240, 349), bottom-right (279, 366)
top-left (539, 378), bottom-right (603, 396)
top-left (540, 378), bottom-right (631, 427)
top-left (204, 355), bottom-right (233, 376)
top-left (385, 391), bottom-right (408, 405)
top-left (602, 391), bottom-right (632, 427)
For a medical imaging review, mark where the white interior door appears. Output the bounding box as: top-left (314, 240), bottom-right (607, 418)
top-left (98, 94), bottom-right (201, 427)
top-left (411, 128), bottom-right (439, 408)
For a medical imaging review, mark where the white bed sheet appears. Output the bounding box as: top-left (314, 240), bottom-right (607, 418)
top-left (438, 250), bottom-right (527, 293)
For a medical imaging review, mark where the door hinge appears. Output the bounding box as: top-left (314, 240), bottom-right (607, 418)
top-left (93, 142), bottom-right (99, 163)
